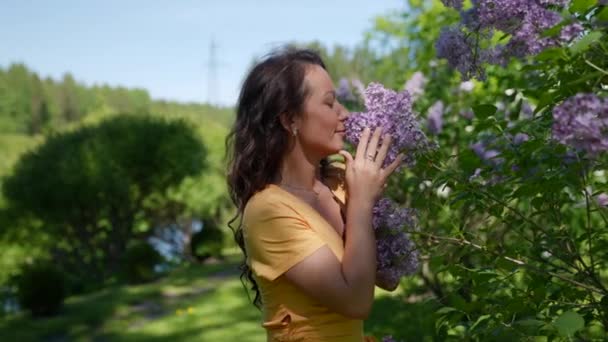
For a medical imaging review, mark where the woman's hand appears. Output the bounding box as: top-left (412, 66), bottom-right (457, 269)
top-left (339, 126), bottom-right (403, 208)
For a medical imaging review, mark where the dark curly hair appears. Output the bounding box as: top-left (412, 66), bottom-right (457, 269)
top-left (225, 47), bottom-right (328, 309)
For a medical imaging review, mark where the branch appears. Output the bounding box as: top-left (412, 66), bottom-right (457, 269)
top-left (417, 232), bottom-right (607, 295)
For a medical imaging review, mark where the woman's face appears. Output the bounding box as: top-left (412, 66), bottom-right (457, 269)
top-left (295, 64), bottom-right (349, 158)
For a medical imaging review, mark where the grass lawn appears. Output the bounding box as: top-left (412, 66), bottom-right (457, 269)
top-left (0, 254), bottom-right (438, 341)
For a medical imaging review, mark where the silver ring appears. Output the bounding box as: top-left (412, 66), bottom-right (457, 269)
top-left (366, 154), bottom-right (375, 161)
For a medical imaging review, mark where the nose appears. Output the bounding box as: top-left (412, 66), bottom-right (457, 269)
top-left (337, 102), bottom-right (349, 121)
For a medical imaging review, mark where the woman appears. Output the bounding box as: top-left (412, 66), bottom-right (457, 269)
top-left (226, 47), bottom-right (403, 341)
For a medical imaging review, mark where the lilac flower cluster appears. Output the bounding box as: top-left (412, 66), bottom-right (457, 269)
top-left (343, 82), bottom-right (429, 287)
top-left (373, 198), bottom-right (420, 285)
top-left (403, 71), bottom-right (428, 100)
top-left (440, 0), bottom-right (464, 10)
top-left (344, 82), bottom-right (433, 168)
top-left (437, 0), bottom-right (584, 79)
top-left (471, 141), bottom-right (503, 166)
top-left (597, 193), bottom-right (608, 207)
top-left (336, 77), bottom-right (365, 104)
top-left (427, 100), bottom-right (445, 135)
top-left (435, 26), bottom-right (486, 80)
top-left (552, 93), bottom-right (608, 155)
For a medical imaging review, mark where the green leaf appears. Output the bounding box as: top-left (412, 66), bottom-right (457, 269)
top-left (470, 314), bottom-right (491, 331)
top-left (598, 7), bottom-right (608, 21)
top-left (531, 197), bottom-right (544, 210)
top-left (514, 319), bottom-right (545, 335)
top-left (569, 0), bottom-right (596, 13)
top-left (436, 306), bottom-right (458, 315)
top-left (535, 47), bottom-right (565, 61)
top-left (472, 104), bottom-right (498, 119)
top-left (570, 31), bottom-right (603, 54)
top-left (553, 311), bottom-right (585, 336)
top-left (534, 92), bottom-right (558, 114)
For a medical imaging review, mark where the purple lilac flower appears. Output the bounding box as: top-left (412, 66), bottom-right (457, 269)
top-left (469, 168), bottom-right (483, 182)
top-left (461, 7), bottom-right (482, 30)
top-left (476, 0), bottom-right (528, 33)
top-left (427, 100), bottom-right (445, 135)
top-left (372, 198), bottom-right (420, 281)
top-left (471, 141), bottom-right (503, 165)
top-left (552, 93), bottom-right (608, 155)
top-left (559, 22), bottom-right (584, 42)
top-left (438, 0), bottom-right (582, 78)
top-left (513, 133), bottom-right (530, 145)
top-left (460, 110), bottom-right (474, 120)
top-left (345, 82), bottom-right (433, 168)
top-left (436, 26), bottom-right (485, 80)
top-left (404, 71), bottom-right (427, 100)
top-left (597, 193), bottom-right (608, 207)
top-left (440, 0), bottom-right (464, 10)
top-left (497, 3), bottom-right (562, 57)
top-left (336, 78), bottom-right (356, 102)
top-left (459, 80), bottom-right (475, 92)
top-left (521, 101), bottom-right (534, 119)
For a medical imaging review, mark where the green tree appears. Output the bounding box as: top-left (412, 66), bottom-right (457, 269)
top-left (58, 73), bottom-right (81, 123)
top-left (2, 115), bottom-right (208, 284)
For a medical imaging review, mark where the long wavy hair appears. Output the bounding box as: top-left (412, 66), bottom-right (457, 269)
top-left (225, 47), bottom-right (328, 309)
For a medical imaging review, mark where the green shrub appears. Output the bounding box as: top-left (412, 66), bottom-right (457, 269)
top-left (190, 221), bottom-right (224, 262)
top-left (16, 262), bottom-right (66, 317)
top-left (122, 241), bottom-right (164, 284)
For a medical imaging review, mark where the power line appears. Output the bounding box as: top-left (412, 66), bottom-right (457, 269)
top-left (206, 38), bottom-right (218, 106)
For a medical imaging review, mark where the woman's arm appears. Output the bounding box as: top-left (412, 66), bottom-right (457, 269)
top-left (285, 127), bottom-right (404, 319)
top-left (284, 198), bottom-right (376, 319)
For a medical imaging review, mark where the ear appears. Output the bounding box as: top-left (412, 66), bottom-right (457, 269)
top-left (279, 112), bottom-right (297, 133)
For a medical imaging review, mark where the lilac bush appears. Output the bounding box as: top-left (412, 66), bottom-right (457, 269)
top-left (552, 93), bottom-right (608, 155)
top-left (437, 0), bottom-right (584, 79)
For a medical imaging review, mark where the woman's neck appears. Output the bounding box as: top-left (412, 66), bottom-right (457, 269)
top-left (276, 149), bottom-right (322, 190)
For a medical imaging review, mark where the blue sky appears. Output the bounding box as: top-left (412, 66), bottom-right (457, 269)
top-left (0, 0), bottom-right (404, 106)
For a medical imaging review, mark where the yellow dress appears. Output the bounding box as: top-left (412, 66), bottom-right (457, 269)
top-left (243, 162), bottom-right (377, 342)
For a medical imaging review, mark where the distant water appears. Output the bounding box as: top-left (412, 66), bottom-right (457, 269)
top-left (148, 219), bottom-right (203, 262)
top-left (1, 286), bottom-right (19, 314)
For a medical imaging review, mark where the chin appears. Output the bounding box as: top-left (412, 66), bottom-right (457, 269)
top-left (328, 142), bottom-right (344, 155)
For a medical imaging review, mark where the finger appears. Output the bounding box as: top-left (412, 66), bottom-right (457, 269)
top-left (382, 153), bottom-right (405, 178)
top-left (355, 127), bottom-right (371, 162)
top-left (374, 133), bottom-right (392, 166)
top-left (338, 150), bottom-right (354, 168)
top-left (365, 126), bottom-right (383, 163)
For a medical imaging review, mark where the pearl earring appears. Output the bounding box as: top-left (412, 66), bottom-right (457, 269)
top-left (292, 127), bottom-right (298, 137)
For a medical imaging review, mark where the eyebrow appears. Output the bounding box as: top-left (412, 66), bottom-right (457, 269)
top-left (325, 90), bottom-right (336, 98)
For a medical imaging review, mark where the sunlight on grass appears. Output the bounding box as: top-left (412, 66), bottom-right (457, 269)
top-left (0, 254), bottom-right (436, 342)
